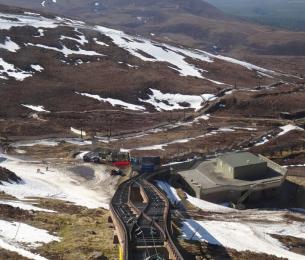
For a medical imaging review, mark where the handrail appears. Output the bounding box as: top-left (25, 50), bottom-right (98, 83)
top-left (145, 170), bottom-right (184, 260)
top-left (111, 169), bottom-right (184, 260)
top-left (110, 193), bottom-right (130, 260)
top-left (150, 182), bottom-right (184, 260)
top-left (128, 179), bottom-right (167, 240)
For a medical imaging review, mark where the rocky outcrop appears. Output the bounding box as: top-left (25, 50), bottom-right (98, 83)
top-left (0, 167), bottom-right (22, 184)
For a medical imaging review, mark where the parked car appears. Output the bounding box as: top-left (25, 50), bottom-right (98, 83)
top-left (83, 151), bottom-right (101, 163)
top-left (110, 169), bottom-right (123, 176)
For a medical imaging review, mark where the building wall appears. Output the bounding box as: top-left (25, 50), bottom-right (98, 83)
top-left (201, 188), bottom-right (242, 203)
top-left (201, 186), bottom-right (280, 203)
top-left (234, 162), bottom-right (267, 180)
top-left (216, 159), bottom-right (268, 180)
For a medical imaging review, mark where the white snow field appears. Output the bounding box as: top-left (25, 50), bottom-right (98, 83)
top-left (157, 181), bottom-right (305, 259)
top-left (0, 153), bottom-right (117, 209)
top-left (181, 218), bottom-right (305, 260)
top-left (95, 25), bottom-right (278, 80)
top-left (0, 219), bottom-right (59, 260)
top-left (138, 88), bottom-right (216, 111)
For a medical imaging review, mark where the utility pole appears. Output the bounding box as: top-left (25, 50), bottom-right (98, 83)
top-left (108, 113), bottom-right (112, 142)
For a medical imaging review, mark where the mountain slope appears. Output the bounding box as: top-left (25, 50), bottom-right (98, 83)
top-left (206, 0), bottom-right (305, 31)
top-left (2, 0), bottom-right (305, 62)
top-left (0, 0), bottom-right (227, 18)
top-left (0, 5), bottom-right (302, 137)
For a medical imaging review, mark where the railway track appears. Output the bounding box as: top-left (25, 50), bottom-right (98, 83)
top-left (110, 170), bottom-right (184, 260)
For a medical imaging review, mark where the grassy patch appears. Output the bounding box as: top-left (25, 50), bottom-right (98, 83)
top-left (33, 200), bottom-right (118, 260)
top-left (0, 191), bottom-right (17, 200)
top-left (0, 196), bottom-right (118, 260)
top-left (271, 234), bottom-right (305, 256)
top-left (176, 188), bottom-right (197, 211)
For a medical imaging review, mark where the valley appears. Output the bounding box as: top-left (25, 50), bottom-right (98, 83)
top-left (206, 0), bottom-right (305, 31)
top-left (0, 2), bottom-right (305, 260)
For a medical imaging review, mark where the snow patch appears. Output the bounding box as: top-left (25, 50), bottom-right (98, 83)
top-left (0, 12), bottom-right (62, 30)
top-left (155, 181), bottom-right (181, 205)
top-left (0, 200), bottom-right (55, 213)
top-left (76, 92), bottom-right (146, 111)
top-left (0, 37), bottom-right (20, 52)
top-left (60, 29), bottom-right (88, 46)
top-left (278, 124), bottom-right (304, 136)
top-left (0, 154), bottom-right (112, 209)
top-left (21, 104), bottom-right (50, 113)
top-left (181, 219), bottom-right (305, 260)
top-left (12, 140), bottom-right (58, 148)
top-left (0, 58), bottom-right (32, 81)
top-left (210, 54), bottom-right (277, 75)
top-left (156, 181), bottom-right (233, 213)
top-left (31, 64), bottom-right (44, 72)
top-left (93, 37), bottom-right (109, 47)
top-left (11, 138), bottom-right (91, 148)
top-left (133, 131), bottom-right (219, 151)
top-left (71, 127), bottom-right (87, 136)
top-left (139, 88), bottom-right (216, 111)
top-left (0, 219), bottom-right (59, 260)
top-left (186, 194), bottom-right (234, 213)
top-left (0, 220), bottom-right (59, 246)
top-left (27, 43), bottom-right (103, 57)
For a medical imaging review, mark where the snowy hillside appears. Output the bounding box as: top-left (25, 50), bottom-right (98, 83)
top-left (0, 6), bottom-right (302, 138)
top-left (157, 181), bottom-right (305, 260)
top-left (0, 153), bottom-right (116, 209)
top-left (0, 10), bottom-right (281, 82)
top-left (0, 10), bottom-right (293, 106)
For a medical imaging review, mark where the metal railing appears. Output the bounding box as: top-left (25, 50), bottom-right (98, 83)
top-left (110, 168), bottom-right (184, 260)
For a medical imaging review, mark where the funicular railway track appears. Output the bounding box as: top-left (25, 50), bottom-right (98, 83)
top-left (110, 169), bottom-right (184, 260)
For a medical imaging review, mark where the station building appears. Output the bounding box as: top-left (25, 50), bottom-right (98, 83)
top-left (216, 152), bottom-right (268, 180)
top-left (175, 152), bottom-right (287, 204)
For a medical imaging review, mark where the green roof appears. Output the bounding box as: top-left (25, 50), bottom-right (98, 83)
top-left (218, 152), bottom-right (266, 168)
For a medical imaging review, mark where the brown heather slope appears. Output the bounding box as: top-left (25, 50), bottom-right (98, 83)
top-left (1, 0), bottom-right (305, 75)
top-left (0, 6), bottom-right (303, 140)
top-left (1, 6), bottom-right (302, 137)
